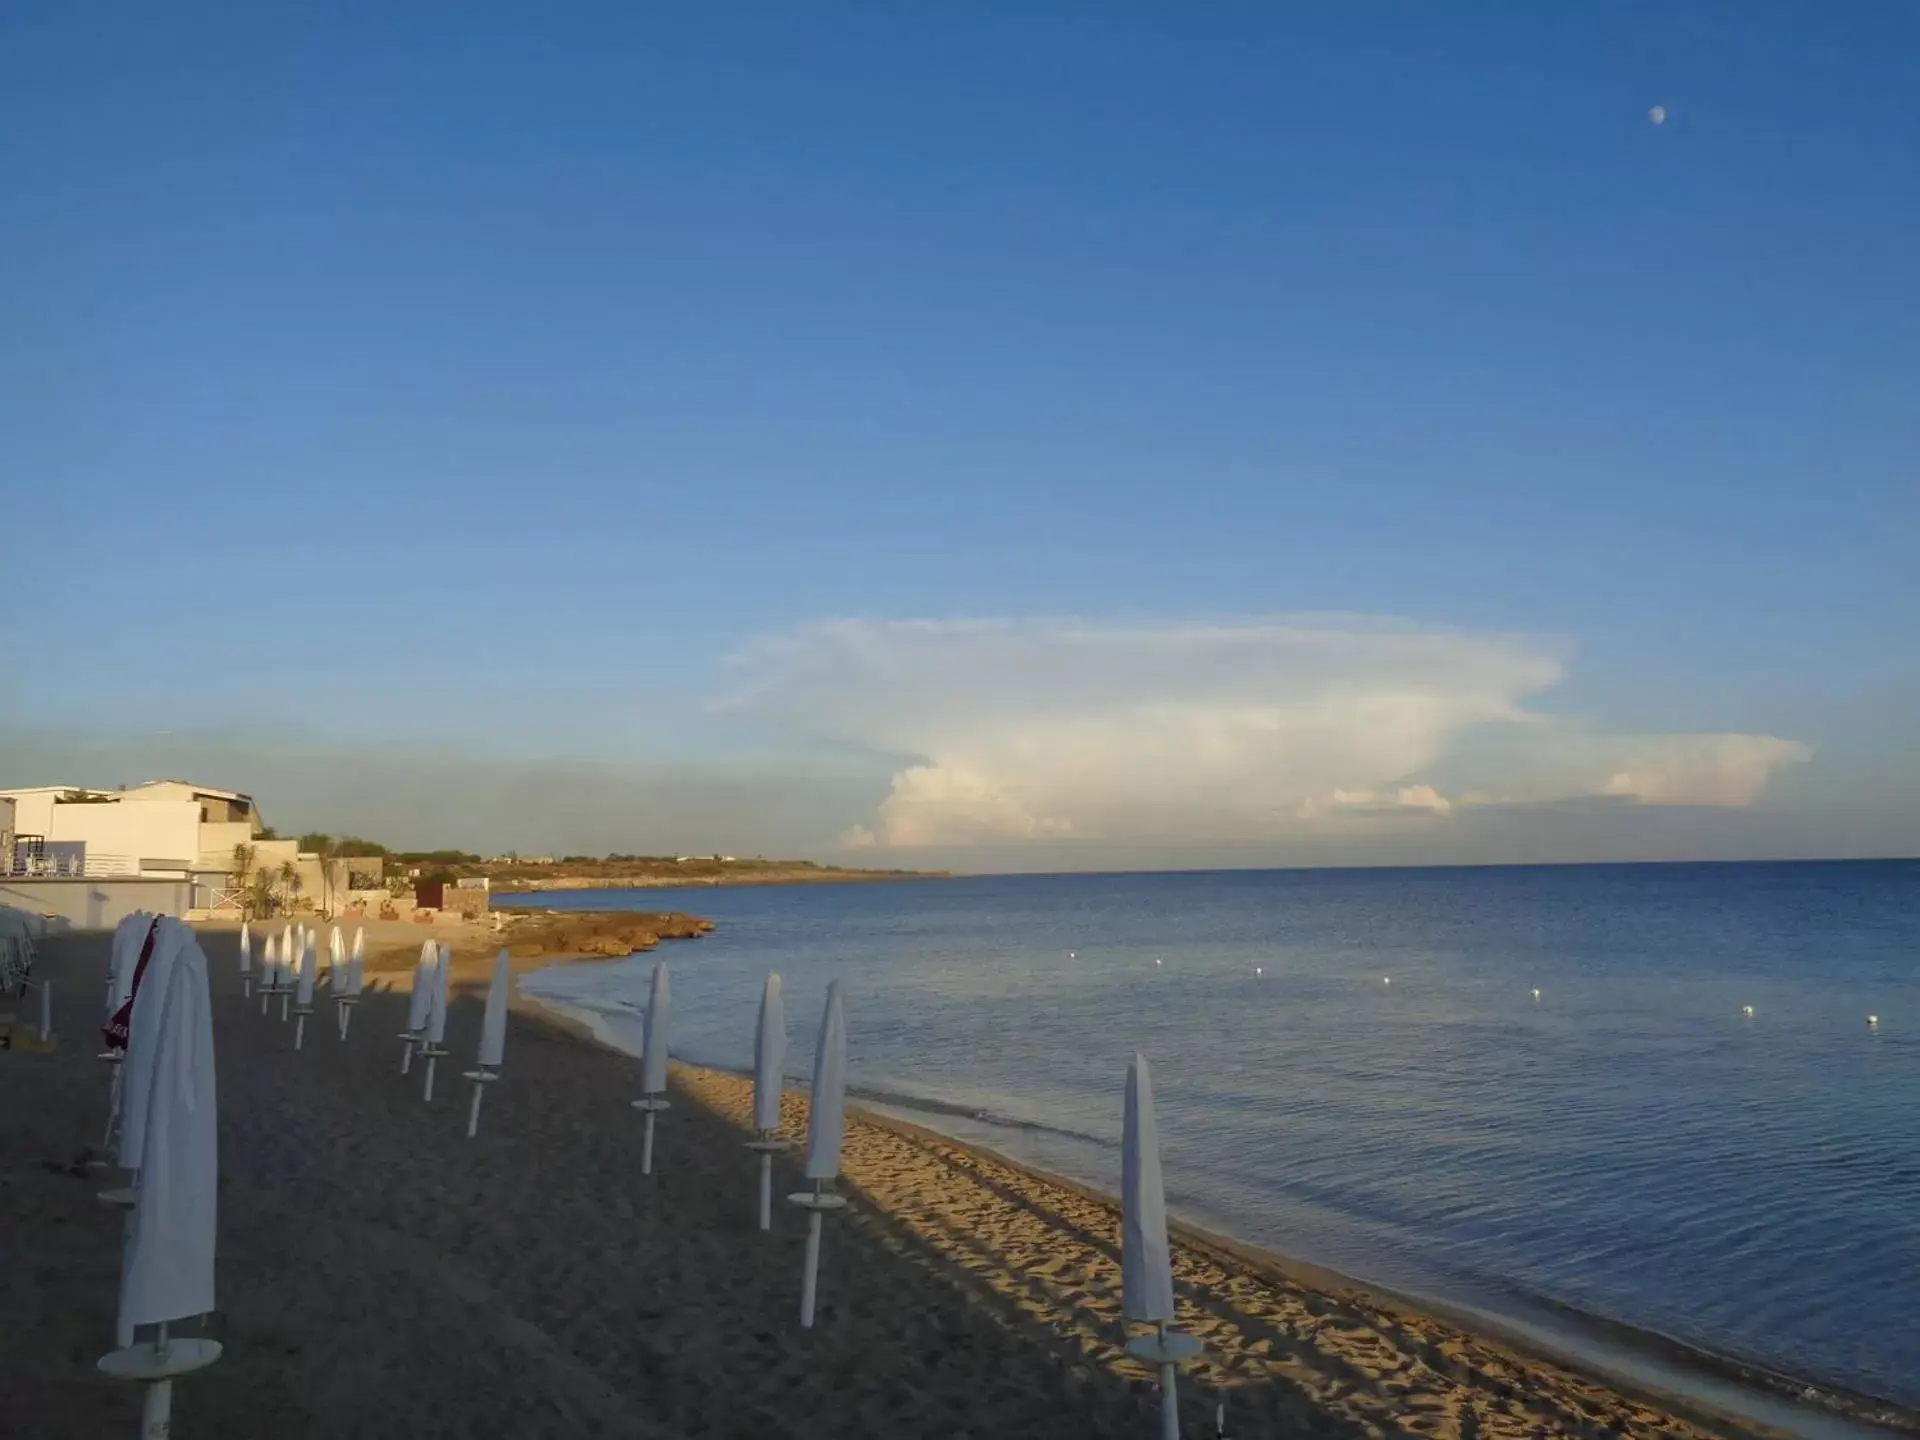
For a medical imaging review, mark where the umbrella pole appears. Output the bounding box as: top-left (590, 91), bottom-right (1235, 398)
top-left (422, 1053), bottom-right (437, 1102)
top-left (259, 984), bottom-right (270, 1016)
top-left (800, 1179), bottom-right (825, 1327)
top-left (37, 979), bottom-right (51, 1044)
top-left (140, 1324), bottom-right (173, 1439)
top-left (467, 1075), bottom-right (485, 1137)
top-left (400, 1035), bottom-right (415, 1074)
top-left (279, 991), bottom-right (290, 1022)
top-left (759, 1152), bottom-right (773, 1231)
top-left (641, 1107), bottom-right (656, 1174)
top-left (242, 974), bottom-right (251, 1000)
top-left (1156, 1323), bottom-right (1180, 1440)
top-left (341, 1002), bottom-right (354, 1040)
top-left (293, 1012), bottom-right (307, 1050)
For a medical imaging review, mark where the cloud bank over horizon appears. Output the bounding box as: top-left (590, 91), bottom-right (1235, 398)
top-left (729, 617), bottom-right (1811, 849)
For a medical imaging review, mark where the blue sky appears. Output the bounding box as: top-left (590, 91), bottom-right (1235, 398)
top-left (3, 3), bottom-right (1915, 863)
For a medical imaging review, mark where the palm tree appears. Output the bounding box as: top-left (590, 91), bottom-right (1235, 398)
top-left (309, 835), bottom-right (338, 918)
top-left (278, 859), bottom-right (302, 913)
top-left (231, 842), bottom-right (257, 918)
top-left (249, 871), bottom-right (277, 918)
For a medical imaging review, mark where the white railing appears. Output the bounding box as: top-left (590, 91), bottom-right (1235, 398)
top-left (4, 852), bottom-right (140, 879)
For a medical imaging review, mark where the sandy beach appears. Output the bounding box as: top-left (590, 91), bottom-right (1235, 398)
top-left (2, 929), bottom-right (1789, 1439)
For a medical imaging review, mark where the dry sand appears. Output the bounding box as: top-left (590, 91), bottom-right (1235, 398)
top-left (2, 930), bottom-right (1787, 1439)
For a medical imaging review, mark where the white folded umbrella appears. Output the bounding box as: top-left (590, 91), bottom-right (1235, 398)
top-left (292, 932), bottom-right (319, 1049)
top-left (400, 941), bottom-right (436, 1075)
top-left (465, 947), bottom-right (512, 1137)
top-left (117, 919), bottom-right (196, 1174)
top-left (794, 980), bottom-right (848, 1327)
top-left (108, 913), bottom-right (148, 1017)
top-left (754, 973), bottom-right (787, 1134)
top-left (1122, 1053), bottom-right (1199, 1440)
top-left (421, 942), bottom-right (451, 1101)
top-left (746, 972), bottom-right (789, 1229)
top-left (101, 923), bottom-right (221, 1429)
top-left (336, 928), bottom-right (366, 1039)
top-left (259, 935), bottom-right (278, 1016)
top-left (634, 963), bottom-right (671, 1173)
top-left (804, 982), bottom-right (846, 1182)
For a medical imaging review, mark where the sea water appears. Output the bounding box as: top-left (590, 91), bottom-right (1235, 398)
top-left (511, 861), bottom-right (1920, 1419)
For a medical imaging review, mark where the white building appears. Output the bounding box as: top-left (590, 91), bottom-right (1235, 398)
top-left (0, 780), bottom-right (264, 881)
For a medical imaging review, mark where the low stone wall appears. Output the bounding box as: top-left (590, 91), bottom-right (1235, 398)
top-left (0, 876), bottom-right (196, 930)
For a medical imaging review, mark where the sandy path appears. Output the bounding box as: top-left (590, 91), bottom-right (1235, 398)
top-left (1, 931), bottom-right (1776, 1439)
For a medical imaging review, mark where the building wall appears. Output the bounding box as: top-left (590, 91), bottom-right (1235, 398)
top-left (0, 788), bottom-right (75, 838)
top-left (44, 798), bottom-right (202, 875)
top-left (197, 820), bottom-right (259, 872)
top-left (0, 876), bottom-right (197, 929)
top-left (124, 780), bottom-right (258, 826)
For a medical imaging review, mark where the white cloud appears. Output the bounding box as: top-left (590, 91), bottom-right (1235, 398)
top-left (732, 617), bottom-right (1811, 848)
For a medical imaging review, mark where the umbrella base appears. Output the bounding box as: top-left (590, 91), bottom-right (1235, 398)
top-left (629, 1097), bottom-right (672, 1112)
top-left (97, 1187), bottom-right (137, 1210)
top-left (1125, 1331), bottom-right (1202, 1366)
top-left (98, 1336), bottom-right (222, 1381)
top-left (744, 1138), bottom-right (792, 1152)
top-left (787, 1190), bottom-right (848, 1211)
top-left (461, 1070), bottom-right (501, 1084)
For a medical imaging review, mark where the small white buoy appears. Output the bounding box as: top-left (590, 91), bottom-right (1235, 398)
top-left (1382, 976), bottom-right (1391, 986)
top-left (1254, 966), bottom-right (1263, 977)
top-left (1068, 951), bottom-right (1075, 959)
top-left (1742, 1005), bottom-right (1754, 1018)
top-left (1868, 1015), bottom-right (1879, 1028)
top-left (1531, 988), bottom-right (1542, 1001)
top-left (1155, 957), bottom-right (1162, 966)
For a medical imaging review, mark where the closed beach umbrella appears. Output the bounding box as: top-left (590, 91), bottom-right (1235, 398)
top-left (259, 935), bottom-right (278, 1016)
top-left (336, 928), bottom-right (366, 1039)
top-left (101, 922), bottom-right (221, 1429)
top-left (465, 947), bottom-right (512, 1138)
top-left (426, 943), bottom-right (451, 1046)
top-left (117, 920), bottom-right (195, 1175)
top-left (420, 943), bottom-right (452, 1101)
top-left (634, 963), bottom-right (671, 1174)
top-left (109, 913), bottom-right (147, 1016)
top-left (328, 926), bottom-right (343, 983)
top-left (642, 963), bottom-right (670, 1095)
top-left (478, 947), bottom-right (510, 1069)
top-left (753, 973), bottom-right (786, 1134)
top-left (792, 981), bottom-right (849, 1327)
top-left (292, 932), bottom-right (319, 1049)
top-left (1122, 1053), bottom-right (1200, 1440)
top-left (745, 973), bottom-right (790, 1229)
top-left (804, 982), bottom-right (846, 1182)
top-left (400, 941), bottom-right (436, 1075)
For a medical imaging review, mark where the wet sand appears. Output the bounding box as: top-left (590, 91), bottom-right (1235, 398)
top-left (2, 930), bottom-right (1788, 1438)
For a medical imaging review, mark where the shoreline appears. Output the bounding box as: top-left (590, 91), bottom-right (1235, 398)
top-left (516, 970), bottom-right (1915, 1440)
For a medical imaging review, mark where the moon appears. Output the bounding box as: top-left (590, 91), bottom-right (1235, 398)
top-left (1649, 105), bottom-right (1668, 125)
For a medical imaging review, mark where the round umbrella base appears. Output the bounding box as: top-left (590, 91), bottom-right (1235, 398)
top-left (1125, 1331), bottom-right (1202, 1366)
top-left (787, 1191), bottom-right (848, 1211)
top-left (98, 1337), bottom-right (222, 1381)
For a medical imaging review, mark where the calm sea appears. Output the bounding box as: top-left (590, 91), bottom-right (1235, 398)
top-left (508, 861), bottom-right (1920, 1423)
